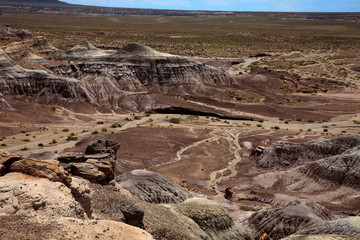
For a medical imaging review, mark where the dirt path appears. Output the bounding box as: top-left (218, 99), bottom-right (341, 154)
top-left (208, 129), bottom-right (246, 195)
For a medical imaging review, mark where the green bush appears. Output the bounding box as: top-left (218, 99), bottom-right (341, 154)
top-left (66, 135), bottom-right (78, 141)
top-left (102, 128), bottom-right (108, 132)
top-left (111, 123), bottom-right (121, 128)
top-left (169, 118), bottom-right (181, 124)
top-left (258, 119), bottom-right (264, 123)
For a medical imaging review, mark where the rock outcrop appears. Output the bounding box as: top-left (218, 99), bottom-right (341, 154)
top-left (0, 172), bottom-right (85, 218)
top-left (58, 140), bottom-right (119, 184)
top-left (115, 169), bottom-right (194, 204)
top-left (92, 180), bottom-right (251, 240)
top-left (286, 216), bottom-right (360, 239)
top-left (254, 135), bottom-right (360, 169)
top-left (247, 199), bottom-right (335, 239)
top-left (172, 198), bottom-right (251, 240)
top-left (0, 37), bottom-right (235, 113)
top-left (10, 158), bottom-right (72, 186)
top-left (299, 148), bottom-right (360, 189)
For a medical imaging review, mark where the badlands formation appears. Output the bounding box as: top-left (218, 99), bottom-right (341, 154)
top-left (0, 34), bottom-right (360, 240)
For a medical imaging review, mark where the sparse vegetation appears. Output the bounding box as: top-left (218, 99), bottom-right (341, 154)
top-left (62, 128), bottom-right (70, 132)
top-left (96, 121), bottom-right (104, 124)
top-left (111, 123), bottom-right (121, 128)
top-left (323, 128), bottom-right (329, 132)
top-left (20, 147), bottom-right (30, 151)
top-left (102, 128), bottom-right (108, 132)
top-left (258, 119), bottom-right (264, 123)
top-left (38, 143), bottom-right (44, 147)
top-left (274, 126), bottom-right (280, 130)
top-left (66, 135), bottom-right (78, 141)
top-left (1, 143), bottom-right (7, 146)
top-left (257, 124), bottom-right (262, 127)
top-left (22, 139), bottom-right (31, 142)
top-left (92, 130), bottom-right (99, 134)
top-left (134, 116), bottom-right (142, 120)
top-left (169, 118), bottom-right (181, 124)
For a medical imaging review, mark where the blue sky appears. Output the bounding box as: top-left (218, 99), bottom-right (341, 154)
top-left (62, 0), bottom-right (360, 12)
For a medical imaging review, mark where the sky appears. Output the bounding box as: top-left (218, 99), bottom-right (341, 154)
top-left (62, 0), bottom-right (360, 12)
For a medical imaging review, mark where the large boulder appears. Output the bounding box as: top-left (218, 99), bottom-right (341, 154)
top-left (10, 158), bottom-right (72, 186)
top-left (71, 162), bottom-right (106, 183)
top-left (115, 169), bottom-right (194, 204)
top-left (85, 139), bottom-right (120, 155)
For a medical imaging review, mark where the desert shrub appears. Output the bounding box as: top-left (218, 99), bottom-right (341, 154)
top-left (274, 126), bottom-right (280, 130)
top-left (145, 110), bottom-right (156, 116)
top-left (1, 143), bottom-right (7, 146)
top-left (52, 139), bottom-right (57, 144)
top-left (134, 116), bottom-right (142, 120)
top-left (285, 120), bottom-right (289, 124)
top-left (258, 119), bottom-right (264, 123)
top-left (22, 139), bottom-right (31, 142)
top-left (96, 121), bottom-right (104, 124)
top-left (102, 128), bottom-right (107, 132)
top-left (20, 147), bottom-right (30, 151)
top-left (38, 143), bottom-right (44, 147)
top-left (62, 128), bottom-right (70, 132)
top-left (66, 135), bottom-right (78, 141)
top-left (92, 130), bottom-right (99, 135)
top-left (169, 118), bottom-right (181, 124)
top-left (323, 128), bottom-right (328, 132)
top-left (111, 123), bottom-right (121, 128)
top-left (125, 118), bottom-right (132, 121)
top-left (257, 124), bottom-right (262, 127)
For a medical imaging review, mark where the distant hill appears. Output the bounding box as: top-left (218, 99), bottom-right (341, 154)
top-left (0, 0), bottom-right (69, 6)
